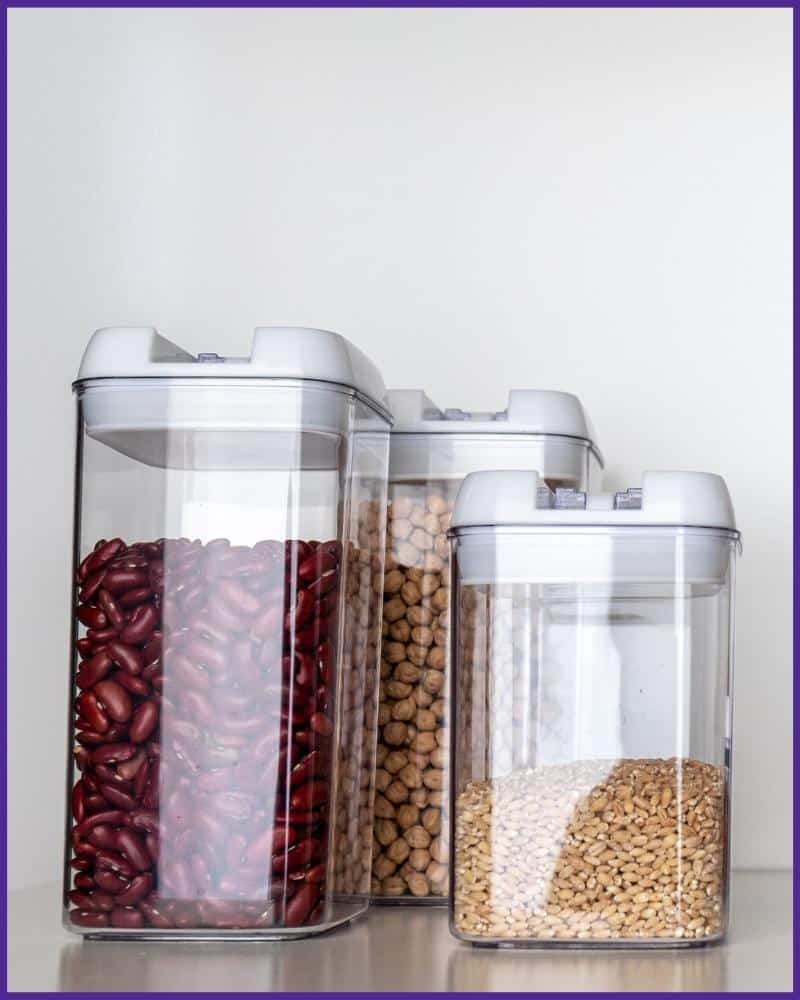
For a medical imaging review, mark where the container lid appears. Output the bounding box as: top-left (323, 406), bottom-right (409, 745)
top-left (76, 326), bottom-right (389, 415)
top-left (74, 327), bottom-right (390, 470)
top-left (452, 470), bottom-right (738, 533)
top-left (387, 389), bottom-right (603, 482)
top-left (389, 389), bottom-right (600, 446)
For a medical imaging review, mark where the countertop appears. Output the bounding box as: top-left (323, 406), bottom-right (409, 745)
top-left (7, 871), bottom-right (792, 992)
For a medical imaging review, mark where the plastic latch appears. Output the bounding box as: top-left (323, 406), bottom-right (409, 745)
top-left (554, 487), bottom-right (587, 510)
top-left (443, 408), bottom-right (469, 421)
top-left (614, 488), bottom-right (643, 510)
top-left (536, 485), bottom-right (555, 509)
top-left (197, 352), bottom-right (223, 363)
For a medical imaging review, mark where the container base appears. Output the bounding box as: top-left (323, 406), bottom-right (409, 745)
top-left (461, 932), bottom-right (726, 951)
top-left (371, 896), bottom-right (447, 907)
top-left (68, 900), bottom-right (367, 942)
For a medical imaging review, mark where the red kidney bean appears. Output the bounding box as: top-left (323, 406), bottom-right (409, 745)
top-left (111, 906), bottom-right (144, 929)
top-left (76, 637), bottom-right (94, 659)
top-left (142, 632), bottom-right (162, 666)
top-left (216, 578), bottom-right (262, 617)
top-left (99, 784), bottom-right (138, 811)
top-left (74, 841), bottom-right (99, 859)
top-left (129, 702), bottom-right (159, 744)
top-left (95, 849), bottom-right (138, 879)
top-left (305, 862), bottom-right (326, 884)
top-left (71, 782), bottom-right (86, 823)
top-left (86, 626), bottom-right (120, 646)
top-left (90, 742), bottom-right (136, 765)
top-left (272, 838), bottom-right (321, 875)
top-left (70, 909), bottom-right (109, 928)
top-left (76, 692), bottom-right (110, 734)
top-left (127, 808), bottom-right (159, 833)
top-left (94, 680), bottom-right (132, 723)
top-left (93, 869), bottom-right (130, 894)
top-left (252, 603), bottom-right (282, 640)
top-left (107, 640), bottom-right (144, 675)
top-left (284, 884), bottom-right (319, 927)
top-left (77, 604), bottom-right (107, 629)
top-left (168, 653), bottom-right (211, 692)
top-left (86, 539), bottom-right (125, 575)
top-left (70, 859), bottom-right (92, 872)
top-left (115, 828), bottom-right (152, 872)
top-left (97, 589), bottom-right (126, 630)
top-left (79, 571), bottom-right (106, 602)
top-left (91, 892), bottom-right (116, 912)
top-left (133, 761), bottom-right (150, 800)
top-left (116, 751), bottom-right (146, 781)
top-left (74, 873), bottom-right (95, 891)
top-left (145, 832), bottom-right (159, 861)
top-left (118, 587), bottom-right (152, 609)
top-left (309, 572), bottom-right (338, 599)
top-left (290, 780), bottom-right (329, 811)
top-left (103, 568), bottom-right (149, 595)
top-left (74, 810), bottom-right (127, 838)
top-left (75, 650), bottom-right (113, 690)
top-left (87, 825), bottom-right (117, 850)
top-left (114, 872), bottom-right (153, 906)
top-left (309, 712), bottom-right (333, 737)
top-left (94, 765), bottom-right (132, 792)
top-left (69, 889), bottom-right (99, 911)
top-left (119, 604), bottom-right (158, 644)
top-left (184, 635), bottom-right (226, 672)
top-left (114, 672), bottom-right (150, 698)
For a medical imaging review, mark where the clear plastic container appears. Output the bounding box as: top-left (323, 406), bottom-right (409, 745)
top-left (64, 326), bottom-right (391, 938)
top-left (449, 471), bottom-right (739, 947)
top-left (372, 391), bottom-right (603, 903)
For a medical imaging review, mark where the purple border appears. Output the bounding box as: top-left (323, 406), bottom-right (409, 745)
top-left (2, 2), bottom-right (796, 996)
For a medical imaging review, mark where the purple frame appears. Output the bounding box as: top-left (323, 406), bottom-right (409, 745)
top-left (1, 1), bottom-right (796, 996)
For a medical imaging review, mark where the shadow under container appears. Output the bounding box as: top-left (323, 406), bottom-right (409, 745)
top-left (449, 470), bottom-right (739, 946)
top-left (372, 390), bottom-right (603, 903)
top-left (65, 326), bottom-right (391, 938)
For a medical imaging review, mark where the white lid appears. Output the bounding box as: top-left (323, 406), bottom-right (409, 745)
top-left (76, 326), bottom-right (389, 414)
top-left (452, 470), bottom-right (737, 532)
top-left (388, 389), bottom-right (599, 444)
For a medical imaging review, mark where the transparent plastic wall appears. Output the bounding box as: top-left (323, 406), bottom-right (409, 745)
top-left (372, 437), bottom-right (601, 903)
top-left (65, 380), bottom-right (389, 938)
top-left (450, 526), bottom-right (737, 946)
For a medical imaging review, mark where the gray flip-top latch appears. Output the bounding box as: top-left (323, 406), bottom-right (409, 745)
top-left (614, 488), bottom-right (643, 510)
top-left (554, 487), bottom-right (587, 510)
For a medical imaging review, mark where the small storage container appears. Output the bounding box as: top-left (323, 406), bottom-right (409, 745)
top-left (449, 471), bottom-right (739, 946)
top-left (372, 391), bottom-right (603, 902)
top-left (65, 326), bottom-right (391, 938)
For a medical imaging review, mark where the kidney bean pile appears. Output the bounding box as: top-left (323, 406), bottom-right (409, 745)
top-left (68, 535), bottom-right (341, 933)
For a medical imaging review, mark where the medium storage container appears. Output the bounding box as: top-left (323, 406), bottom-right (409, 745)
top-left (65, 326), bottom-right (391, 938)
top-left (449, 470), bottom-right (739, 946)
top-left (372, 391), bottom-right (603, 902)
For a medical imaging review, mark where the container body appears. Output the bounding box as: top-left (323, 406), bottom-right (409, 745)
top-left (449, 525), bottom-right (737, 946)
top-left (372, 437), bottom-right (600, 903)
top-left (65, 378), bottom-right (389, 938)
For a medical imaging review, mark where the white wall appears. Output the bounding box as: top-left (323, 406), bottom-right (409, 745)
top-left (7, 8), bottom-right (792, 889)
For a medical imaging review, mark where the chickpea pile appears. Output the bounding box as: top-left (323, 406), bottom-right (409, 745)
top-left (371, 488), bottom-right (456, 899)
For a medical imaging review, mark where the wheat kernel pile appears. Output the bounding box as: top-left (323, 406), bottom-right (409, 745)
top-left (453, 757), bottom-right (725, 942)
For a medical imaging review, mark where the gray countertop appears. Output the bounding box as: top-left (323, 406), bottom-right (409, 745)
top-left (8, 871), bottom-right (792, 992)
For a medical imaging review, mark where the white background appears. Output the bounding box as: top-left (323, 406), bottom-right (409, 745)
top-left (7, 8), bottom-right (792, 890)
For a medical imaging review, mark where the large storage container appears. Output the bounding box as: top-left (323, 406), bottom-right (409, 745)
top-left (65, 326), bottom-right (391, 938)
top-left (372, 391), bottom-right (603, 902)
top-left (449, 470), bottom-right (739, 946)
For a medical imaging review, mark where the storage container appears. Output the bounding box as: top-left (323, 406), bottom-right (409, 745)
top-left (372, 391), bottom-right (603, 902)
top-left (449, 470), bottom-right (739, 946)
top-left (65, 326), bottom-right (391, 938)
